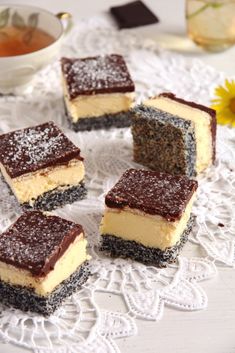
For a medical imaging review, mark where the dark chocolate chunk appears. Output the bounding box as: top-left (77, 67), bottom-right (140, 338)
top-left (159, 93), bottom-right (217, 163)
top-left (110, 1), bottom-right (159, 29)
top-left (105, 169), bottom-right (197, 221)
top-left (0, 262), bottom-right (89, 316)
top-left (0, 211), bottom-right (84, 276)
top-left (100, 216), bottom-right (194, 267)
top-left (61, 54), bottom-right (135, 100)
top-left (0, 121), bottom-right (83, 178)
top-left (218, 223), bottom-right (225, 227)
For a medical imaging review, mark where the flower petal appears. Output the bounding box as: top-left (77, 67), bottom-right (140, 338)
top-left (225, 79), bottom-right (235, 94)
top-left (211, 79), bottom-right (235, 127)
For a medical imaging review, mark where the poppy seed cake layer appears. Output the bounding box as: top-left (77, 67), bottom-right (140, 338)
top-left (131, 105), bottom-right (197, 177)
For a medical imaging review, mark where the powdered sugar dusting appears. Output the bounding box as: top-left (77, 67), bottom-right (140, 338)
top-left (61, 54), bottom-right (135, 99)
top-left (0, 211), bottom-right (82, 276)
top-left (0, 121), bottom-right (82, 178)
top-left (106, 169), bottom-right (198, 221)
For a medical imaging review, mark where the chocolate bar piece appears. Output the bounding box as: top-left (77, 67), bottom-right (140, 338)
top-left (110, 1), bottom-right (159, 29)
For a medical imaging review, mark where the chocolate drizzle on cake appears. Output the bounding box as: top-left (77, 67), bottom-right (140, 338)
top-left (159, 93), bottom-right (217, 163)
top-left (61, 54), bottom-right (135, 100)
top-left (0, 211), bottom-right (83, 276)
top-left (0, 121), bottom-right (83, 178)
top-left (105, 169), bottom-right (198, 221)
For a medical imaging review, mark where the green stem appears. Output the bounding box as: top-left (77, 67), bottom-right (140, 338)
top-left (186, 2), bottom-right (224, 20)
top-left (187, 3), bottom-right (210, 19)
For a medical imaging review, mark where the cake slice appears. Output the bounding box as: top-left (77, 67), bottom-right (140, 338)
top-left (132, 93), bottom-right (216, 176)
top-left (61, 54), bottom-right (135, 131)
top-left (100, 169), bottom-right (198, 266)
top-left (0, 121), bottom-right (86, 211)
top-left (0, 211), bottom-right (90, 315)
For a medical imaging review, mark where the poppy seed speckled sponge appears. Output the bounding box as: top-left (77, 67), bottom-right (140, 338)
top-left (132, 93), bottom-right (216, 176)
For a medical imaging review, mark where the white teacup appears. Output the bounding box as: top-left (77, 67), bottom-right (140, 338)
top-left (0, 4), bottom-right (71, 93)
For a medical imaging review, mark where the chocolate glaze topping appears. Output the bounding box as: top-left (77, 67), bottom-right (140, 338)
top-left (0, 121), bottom-right (83, 178)
top-left (61, 54), bottom-right (135, 100)
top-left (159, 93), bottom-right (217, 163)
top-left (105, 169), bottom-right (198, 221)
top-left (0, 211), bottom-right (84, 277)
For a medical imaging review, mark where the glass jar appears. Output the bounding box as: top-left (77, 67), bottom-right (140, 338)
top-left (186, 0), bottom-right (235, 51)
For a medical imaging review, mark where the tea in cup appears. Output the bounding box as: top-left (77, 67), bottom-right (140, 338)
top-left (0, 4), bottom-right (71, 93)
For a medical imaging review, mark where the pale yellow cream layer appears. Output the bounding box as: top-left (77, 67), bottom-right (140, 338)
top-left (63, 77), bottom-right (135, 121)
top-left (0, 159), bottom-right (85, 204)
top-left (144, 96), bottom-right (213, 173)
top-left (100, 195), bottom-right (195, 251)
top-left (0, 235), bottom-right (90, 296)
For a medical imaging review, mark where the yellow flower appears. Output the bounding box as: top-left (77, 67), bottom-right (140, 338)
top-left (211, 79), bottom-right (235, 127)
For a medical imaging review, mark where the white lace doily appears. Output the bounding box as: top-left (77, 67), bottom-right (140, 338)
top-left (0, 14), bottom-right (234, 353)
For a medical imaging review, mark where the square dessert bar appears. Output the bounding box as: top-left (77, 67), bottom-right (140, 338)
top-left (100, 169), bottom-right (198, 266)
top-left (61, 54), bottom-right (135, 131)
top-left (132, 93), bottom-right (216, 177)
top-left (0, 121), bottom-right (87, 211)
top-left (0, 211), bottom-right (90, 315)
